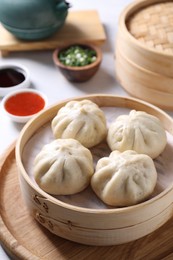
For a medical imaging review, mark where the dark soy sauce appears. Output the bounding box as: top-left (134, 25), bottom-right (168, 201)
top-left (0, 68), bottom-right (25, 87)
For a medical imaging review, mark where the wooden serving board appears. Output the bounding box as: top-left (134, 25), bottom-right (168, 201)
top-left (1, 144), bottom-right (173, 259)
top-left (0, 10), bottom-right (106, 56)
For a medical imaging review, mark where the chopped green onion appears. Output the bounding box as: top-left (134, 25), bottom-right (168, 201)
top-left (58, 45), bottom-right (97, 67)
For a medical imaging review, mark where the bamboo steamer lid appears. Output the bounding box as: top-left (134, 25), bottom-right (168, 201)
top-left (116, 0), bottom-right (173, 109)
top-left (15, 94), bottom-right (173, 246)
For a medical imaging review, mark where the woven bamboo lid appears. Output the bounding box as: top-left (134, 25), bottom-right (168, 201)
top-left (127, 1), bottom-right (173, 55)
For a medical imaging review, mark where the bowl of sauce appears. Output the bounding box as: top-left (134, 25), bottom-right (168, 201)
top-left (0, 64), bottom-right (30, 97)
top-left (2, 88), bottom-right (48, 123)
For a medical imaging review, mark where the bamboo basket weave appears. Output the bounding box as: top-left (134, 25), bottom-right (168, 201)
top-left (15, 94), bottom-right (173, 246)
top-left (116, 0), bottom-right (173, 110)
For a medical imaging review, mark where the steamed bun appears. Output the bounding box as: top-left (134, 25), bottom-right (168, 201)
top-left (91, 150), bottom-right (157, 207)
top-left (34, 139), bottom-right (94, 195)
top-left (107, 110), bottom-right (167, 159)
top-left (51, 100), bottom-right (107, 148)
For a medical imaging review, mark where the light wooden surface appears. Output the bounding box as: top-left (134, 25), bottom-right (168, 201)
top-left (0, 10), bottom-right (106, 56)
top-left (1, 144), bottom-right (173, 259)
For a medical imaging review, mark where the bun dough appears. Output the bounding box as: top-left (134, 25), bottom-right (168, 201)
top-left (34, 139), bottom-right (94, 195)
top-left (51, 100), bottom-right (107, 148)
top-left (91, 150), bottom-right (157, 207)
top-left (107, 110), bottom-right (167, 159)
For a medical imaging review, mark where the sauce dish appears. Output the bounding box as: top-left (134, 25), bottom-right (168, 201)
top-left (2, 88), bottom-right (48, 123)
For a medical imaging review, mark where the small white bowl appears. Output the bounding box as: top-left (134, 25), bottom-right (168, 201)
top-left (2, 88), bottom-right (48, 123)
top-left (0, 63), bottom-right (30, 97)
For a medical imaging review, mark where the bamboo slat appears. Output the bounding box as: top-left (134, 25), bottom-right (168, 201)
top-left (115, 47), bottom-right (173, 110)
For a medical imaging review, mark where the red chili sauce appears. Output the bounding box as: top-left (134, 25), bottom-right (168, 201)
top-left (5, 92), bottom-right (45, 116)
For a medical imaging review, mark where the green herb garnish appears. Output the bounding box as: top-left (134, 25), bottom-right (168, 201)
top-left (58, 45), bottom-right (97, 67)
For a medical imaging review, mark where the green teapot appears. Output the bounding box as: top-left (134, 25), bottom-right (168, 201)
top-left (0, 0), bottom-right (70, 40)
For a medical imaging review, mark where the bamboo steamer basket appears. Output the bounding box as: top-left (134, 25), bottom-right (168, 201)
top-left (117, 0), bottom-right (173, 77)
top-left (116, 0), bottom-right (173, 110)
top-left (15, 94), bottom-right (173, 246)
top-left (116, 48), bottom-right (173, 110)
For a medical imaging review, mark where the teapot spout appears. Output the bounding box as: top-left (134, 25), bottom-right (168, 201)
top-left (56, 1), bottom-right (70, 12)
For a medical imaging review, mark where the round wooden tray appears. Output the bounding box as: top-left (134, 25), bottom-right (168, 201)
top-left (1, 146), bottom-right (173, 258)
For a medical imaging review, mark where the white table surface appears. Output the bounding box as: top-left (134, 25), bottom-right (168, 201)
top-left (0, 0), bottom-right (173, 259)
